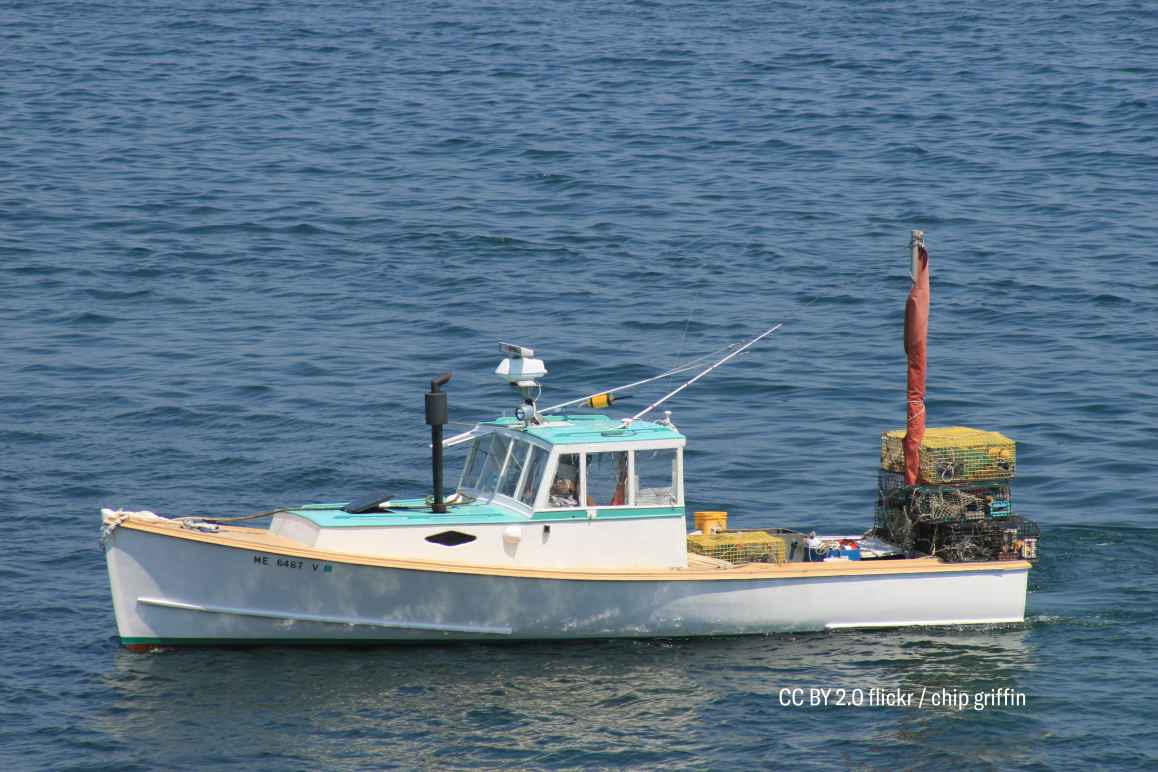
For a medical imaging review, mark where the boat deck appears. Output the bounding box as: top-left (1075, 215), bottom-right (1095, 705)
top-left (114, 516), bottom-right (1030, 581)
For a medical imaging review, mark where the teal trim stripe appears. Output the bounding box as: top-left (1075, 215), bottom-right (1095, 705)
top-left (530, 506), bottom-right (684, 522)
top-left (287, 503), bottom-right (684, 527)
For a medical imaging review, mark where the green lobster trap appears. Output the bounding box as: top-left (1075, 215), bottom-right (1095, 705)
top-left (876, 471), bottom-right (1013, 526)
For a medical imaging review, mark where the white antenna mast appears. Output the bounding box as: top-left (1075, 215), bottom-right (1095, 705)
top-left (623, 323), bottom-right (784, 426)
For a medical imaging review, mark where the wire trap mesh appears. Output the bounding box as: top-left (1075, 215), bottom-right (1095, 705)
top-left (876, 472), bottom-right (1013, 526)
top-left (687, 531), bottom-right (788, 566)
top-left (881, 427), bottom-right (1016, 483)
top-left (873, 428), bottom-right (1035, 562)
top-left (913, 515), bottom-right (1040, 563)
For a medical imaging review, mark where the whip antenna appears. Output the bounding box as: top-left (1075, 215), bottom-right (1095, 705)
top-left (538, 344), bottom-right (736, 415)
top-left (623, 323), bottom-right (784, 426)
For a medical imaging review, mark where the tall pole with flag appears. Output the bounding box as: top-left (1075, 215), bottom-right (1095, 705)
top-left (903, 230), bottom-right (930, 485)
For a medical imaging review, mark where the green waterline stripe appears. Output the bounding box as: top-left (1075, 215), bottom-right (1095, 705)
top-left (121, 636), bottom-right (489, 647)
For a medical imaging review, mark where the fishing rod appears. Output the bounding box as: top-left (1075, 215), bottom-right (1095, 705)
top-left (621, 323), bottom-right (784, 426)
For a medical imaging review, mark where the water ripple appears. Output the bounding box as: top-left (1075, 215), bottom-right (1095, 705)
top-left (3, 0), bottom-right (1157, 768)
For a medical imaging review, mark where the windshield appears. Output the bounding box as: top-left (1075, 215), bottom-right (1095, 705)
top-left (458, 434), bottom-right (542, 503)
top-left (498, 440), bottom-right (529, 498)
top-left (459, 435), bottom-right (506, 497)
top-left (520, 446), bottom-right (548, 506)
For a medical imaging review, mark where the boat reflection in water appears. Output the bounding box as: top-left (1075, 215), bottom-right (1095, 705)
top-left (93, 626), bottom-right (1036, 767)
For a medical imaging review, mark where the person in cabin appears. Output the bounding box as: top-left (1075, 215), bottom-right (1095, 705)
top-left (549, 456), bottom-right (580, 507)
top-left (550, 478), bottom-right (578, 506)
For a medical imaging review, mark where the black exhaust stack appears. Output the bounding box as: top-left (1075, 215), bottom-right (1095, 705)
top-left (425, 372), bottom-right (453, 513)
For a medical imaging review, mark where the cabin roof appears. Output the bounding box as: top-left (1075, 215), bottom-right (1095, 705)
top-left (480, 413), bottom-right (685, 446)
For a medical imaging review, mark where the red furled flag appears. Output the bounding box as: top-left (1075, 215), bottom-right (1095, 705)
top-left (903, 243), bottom-right (930, 485)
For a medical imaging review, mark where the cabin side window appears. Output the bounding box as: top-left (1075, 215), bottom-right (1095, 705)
top-left (520, 446), bottom-right (548, 506)
top-left (547, 453), bottom-right (580, 508)
top-left (586, 451), bottom-right (628, 507)
top-left (633, 448), bottom-right (678, 506)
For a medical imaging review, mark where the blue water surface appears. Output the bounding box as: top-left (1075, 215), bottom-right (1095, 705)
top-left (2, 0), bottom-right (1157, 768)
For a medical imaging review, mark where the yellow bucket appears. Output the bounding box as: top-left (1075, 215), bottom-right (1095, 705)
top-left (694, 511), bottom-right (728, 534)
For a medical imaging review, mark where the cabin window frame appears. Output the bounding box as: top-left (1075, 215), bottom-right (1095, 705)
top-left (497, 438), bottom-right (529, 499)
top-left (582, 449), bottom-right (630, 508)
top-left (580, 452), bottom-right (588, 507)
top-left (539, 451), bottom-right (582, 511)
top-left (477, 434), bottom-right (513, 499)
top-left (518, 444), bottom-right (549, 508)
top-left (458, 434), bottom-right (505, 495)
top-left (457, 441), bottom-right (479, 492)
top-left (497, 436), bottom-right (551, 512)
top-left (534, 441), bottom-right (685, 512)
top-left (632, 447), bottom-right (681, 507)
top-left (456, 429), bottom-right (553, 514)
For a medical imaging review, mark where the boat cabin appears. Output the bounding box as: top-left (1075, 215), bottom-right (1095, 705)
top-left (459, 415), bottom-right (684, 514)
top-left (269, 414), bottom-right (690, 569)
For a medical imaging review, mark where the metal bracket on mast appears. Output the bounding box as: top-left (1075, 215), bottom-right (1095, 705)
top-left (910, 229), bottom-right (926, 282)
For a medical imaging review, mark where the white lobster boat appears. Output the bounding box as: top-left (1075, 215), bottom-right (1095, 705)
top-left (102, 336), bottom-right (1030, 650)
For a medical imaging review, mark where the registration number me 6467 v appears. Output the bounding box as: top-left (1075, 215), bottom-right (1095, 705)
top-left (252, 554), bottom-right (333, 573)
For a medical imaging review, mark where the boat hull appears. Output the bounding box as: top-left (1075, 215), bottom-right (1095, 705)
top-left (105, 522), bottom-right (1029, 648)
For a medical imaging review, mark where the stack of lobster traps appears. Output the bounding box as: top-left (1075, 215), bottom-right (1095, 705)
top-left (874, 427), bottom-right (1039, 563)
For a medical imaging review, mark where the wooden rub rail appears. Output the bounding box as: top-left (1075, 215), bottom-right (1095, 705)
top-left (116, 517), bottom-right (1032, 582)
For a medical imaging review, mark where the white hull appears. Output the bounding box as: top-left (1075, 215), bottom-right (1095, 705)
top-left (105, 520), bottom-right (1029, 648)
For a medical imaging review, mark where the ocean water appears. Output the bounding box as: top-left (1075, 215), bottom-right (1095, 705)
top-left (2, 0), bottom-right (1157, 768)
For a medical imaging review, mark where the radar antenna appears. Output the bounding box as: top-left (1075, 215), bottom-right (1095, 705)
top-left (495, 342), bottom-right (547, 425)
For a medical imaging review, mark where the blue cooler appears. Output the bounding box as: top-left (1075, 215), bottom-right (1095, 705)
top-left (833, 546), bottom-right (862, 560)
top-left (806, 546), bottom-right (862, 561)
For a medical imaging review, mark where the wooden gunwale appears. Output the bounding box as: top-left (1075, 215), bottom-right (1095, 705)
top-left (118, 518), bottom-right (1031, 581)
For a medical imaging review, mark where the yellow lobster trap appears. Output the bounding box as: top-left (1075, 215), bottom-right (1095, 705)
top-left (881, 426), bottom-right (1016, 483)
top-left (687, 531), bottom-right (788, 566)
